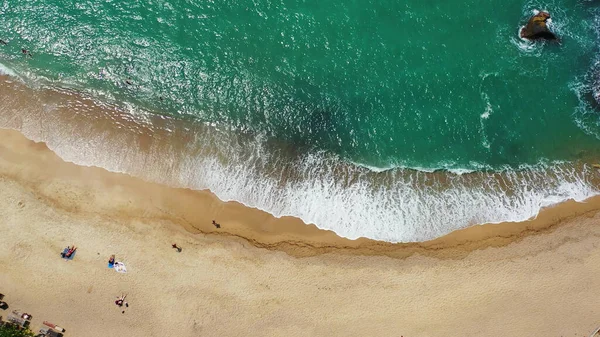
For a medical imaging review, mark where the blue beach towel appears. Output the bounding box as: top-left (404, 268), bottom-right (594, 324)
top-left (61, 248), bottom-right (76, 260)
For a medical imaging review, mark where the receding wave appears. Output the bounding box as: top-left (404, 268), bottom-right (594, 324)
top-left (0, 79), bottom-right (598, 243)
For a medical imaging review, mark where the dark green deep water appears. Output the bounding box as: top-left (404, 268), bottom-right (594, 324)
top-left (2, 0), bottom-right (600, 241)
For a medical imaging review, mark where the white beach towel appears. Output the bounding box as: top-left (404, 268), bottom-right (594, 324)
top-left (114, 262), bottom-right (127, 273)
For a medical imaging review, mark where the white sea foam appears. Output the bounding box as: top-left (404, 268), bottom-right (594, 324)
top-left (512, 26), bottom-right (540, 53)
top-left (1, 65), bottom-right (599, 244)
top-left (2, 95), bottom-right (598, 243)
top-left (0, 0), bottom-right (597, 245)
top-left (478, 90), bottom-right (493, 149)
top-left (0, 62), bottom-right (18, 77)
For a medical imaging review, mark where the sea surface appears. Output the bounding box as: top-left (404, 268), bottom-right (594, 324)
top-left (1, 0), bottom-right (600, 241)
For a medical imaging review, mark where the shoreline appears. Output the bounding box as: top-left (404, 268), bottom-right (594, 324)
top-left (3, 126), bottom-right (600, 336)
top-left (2, 127), bottom-right (600, 259)
top-left (0, 75), bottom-right (598, 243)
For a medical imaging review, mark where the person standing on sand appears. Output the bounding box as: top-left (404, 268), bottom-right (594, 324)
top-left (172, 243), bottom-right (182, 252)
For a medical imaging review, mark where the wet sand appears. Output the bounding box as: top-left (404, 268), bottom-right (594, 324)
top-left (1, 129), bottom-right (600, 336)
top-left (1, 75), bottom-right (598, 246)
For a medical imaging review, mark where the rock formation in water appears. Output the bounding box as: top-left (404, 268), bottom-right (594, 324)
top-left (520, 11), bottom-right (557, 40)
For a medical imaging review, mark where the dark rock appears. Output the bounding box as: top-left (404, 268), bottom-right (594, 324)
top-left (520, 11), bottom-right (557, 40)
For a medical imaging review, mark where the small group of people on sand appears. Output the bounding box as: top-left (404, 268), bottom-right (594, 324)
top-left (57, 246), bottom-right (131, 313)
top-left (56, 218), bottom-right (224, 314)
top-left (108, 257), bottom-right (130, 313)
top-left (108, 254), bottom-right (127, 274)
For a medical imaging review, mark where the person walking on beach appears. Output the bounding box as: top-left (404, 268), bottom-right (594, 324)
top-left (212, 220), bottom-right (221, 229)
top-left (172, 243), bottom-right (182, 252)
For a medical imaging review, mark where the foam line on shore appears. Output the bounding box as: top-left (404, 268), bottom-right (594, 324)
top-left (1, 76), bottom-right (599, 244)
top-left (3, 127), bottom-right (600, 258)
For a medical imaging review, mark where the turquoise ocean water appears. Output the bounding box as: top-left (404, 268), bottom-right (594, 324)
top-left (1, 0), bottom-right (600, 241)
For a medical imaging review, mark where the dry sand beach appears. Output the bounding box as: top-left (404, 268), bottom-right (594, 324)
top-left (5, 1), bottom-right (600, 335)
top-left (1, 129), bottom-right (600, 337)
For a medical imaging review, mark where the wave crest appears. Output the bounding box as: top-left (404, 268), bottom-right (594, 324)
top-left (1, 81), bottom-right (598, 243)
